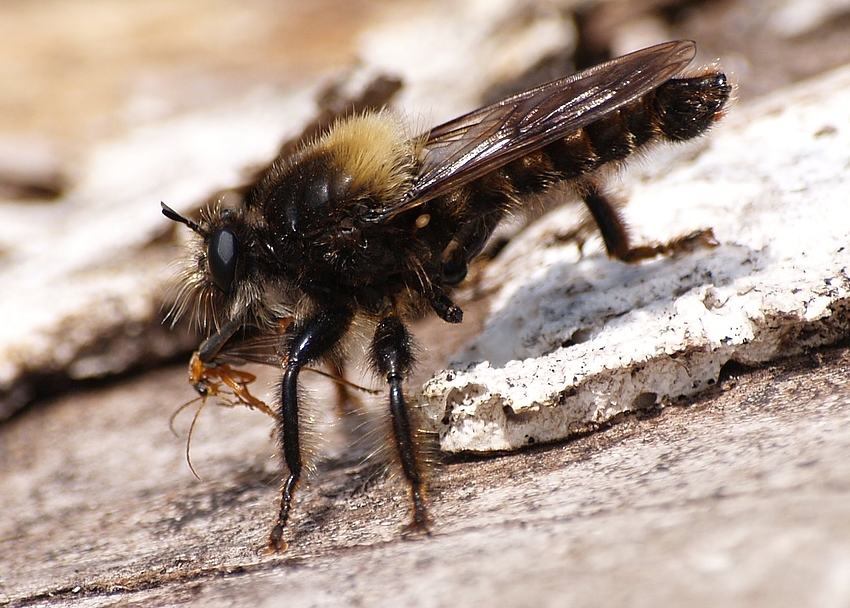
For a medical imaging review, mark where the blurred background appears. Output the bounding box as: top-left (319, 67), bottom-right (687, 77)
top-left (3, 0), bottom-right (850, 189)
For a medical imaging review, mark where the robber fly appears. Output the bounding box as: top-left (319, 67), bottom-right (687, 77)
top-left (162, 40), bottom-right (731, 551)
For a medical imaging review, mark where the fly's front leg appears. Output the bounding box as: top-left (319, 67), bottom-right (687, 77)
top-left (268, 306), bottom-right (352, 553)
top-left (370, 316), bottom-right (430, 534)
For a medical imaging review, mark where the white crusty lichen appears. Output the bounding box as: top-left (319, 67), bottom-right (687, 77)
top-left (420, 63), bottom-right (850, 453)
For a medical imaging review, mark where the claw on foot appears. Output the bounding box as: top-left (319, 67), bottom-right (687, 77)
top-left (401, 510), bottom-right (432, 539)
top-left (264, 525), bottom-right (290, 554)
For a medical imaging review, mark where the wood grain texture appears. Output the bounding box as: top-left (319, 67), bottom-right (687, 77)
top-left (2, 347), bottom-right (850, 606)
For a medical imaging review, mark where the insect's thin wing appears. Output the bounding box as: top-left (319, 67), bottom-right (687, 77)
top-left (369, 40), bottom-right (695, 221)
top-left (213, 334), bottom-right (285, 367)
top-left (415, 40), bottom-right (695, 201)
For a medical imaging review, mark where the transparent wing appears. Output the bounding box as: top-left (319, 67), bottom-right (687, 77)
top-left (366, 40), bottom-right (695, 222)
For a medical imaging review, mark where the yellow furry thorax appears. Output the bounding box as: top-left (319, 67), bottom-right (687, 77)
top-left (314, 111), bottom-right (420, 202)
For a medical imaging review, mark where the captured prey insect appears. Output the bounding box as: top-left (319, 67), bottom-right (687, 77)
top-left (162, 39), bottom-right (731, 551)
top-left (168, 351), bottom-right (276, 481)
top-left (168, 326), bottom-right (379, 481)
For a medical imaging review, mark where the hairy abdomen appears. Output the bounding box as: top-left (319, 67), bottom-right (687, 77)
top-left (435, 72), bottom-right (731, 281)
top-left (491, 72), bottom-right (731, 203)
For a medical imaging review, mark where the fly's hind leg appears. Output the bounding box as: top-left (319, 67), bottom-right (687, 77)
top-left (576, 176), bottom-right (717, 262)
top-left (574, 176), bottom-right (630, 259)
top-left (370, 316), bottom-right (431, 534)
top-left (326, 354), bottom-right (360, 417)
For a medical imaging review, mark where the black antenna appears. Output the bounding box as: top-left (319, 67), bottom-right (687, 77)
top-left (161, 202), bottom-right (206, 235)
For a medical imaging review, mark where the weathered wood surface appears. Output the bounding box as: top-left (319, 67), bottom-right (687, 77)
top-left (2, 347), bottom-right (849, 607)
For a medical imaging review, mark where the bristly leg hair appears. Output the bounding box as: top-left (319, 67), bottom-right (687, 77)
top-left (353, 398), bottom-right (441, 522)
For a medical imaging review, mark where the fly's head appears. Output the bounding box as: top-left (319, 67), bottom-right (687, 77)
top-left (161, 201), bottom-right (281, 334)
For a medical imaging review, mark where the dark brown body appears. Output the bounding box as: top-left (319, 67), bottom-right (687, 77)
top-left (242, 70), bottom-right (729, 322)
top-left (162, 40), bottom-right (731, 551)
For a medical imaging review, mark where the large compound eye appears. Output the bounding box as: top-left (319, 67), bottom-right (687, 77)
top-left (208, 228), bottom-right (238, 292)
